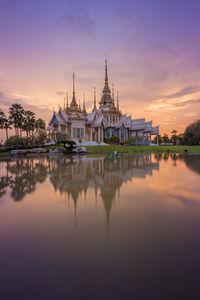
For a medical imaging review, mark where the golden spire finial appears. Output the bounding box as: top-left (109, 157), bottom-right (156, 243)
top-left (63, 97), bottom-right (65, 110)
top-left (117, 91), bottom-right (119, 110)
top-left (112, 84), bottom-right (115, 102)
top-left (66, 92), bottom-right (69, 108)
top-left (83, 94), bottom-right (86, 109)
top-left (105, 58), bottom-right (108, 85)
top-left (73, 73), bottom-right (75, 96)
top-left (93, 87), bottom-right (96, 111)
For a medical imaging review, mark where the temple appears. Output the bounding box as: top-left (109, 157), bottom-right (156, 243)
top-left (48, 60), bottom-right (159, 144)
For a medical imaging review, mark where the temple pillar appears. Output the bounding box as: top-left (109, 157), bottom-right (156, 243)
top-left (98, 127), bottom-right (100, 142)
top-left (109, 128), bottom-right (112, 138)
top-left (101, 127), bottom-right (104, 142)
top-left (90, 128), bottom-right (93, 141)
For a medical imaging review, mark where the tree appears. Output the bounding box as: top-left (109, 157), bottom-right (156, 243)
top-left (171, 129), bottom-right (177, 135)
top-left (9, 104), bottom-right (24, 137)
top-left (177, 134), bottom-right (184, 145)
top-left (171, 129), bottom-right (178, 145)
top-left (35, 118), bottom-right (46, 131)
top-left (22, 110), bottom-right (36, 142)
top-left (34, 129), bottom-right (47, 145)
top-left (0, 110), bottom-right (12, 141)
top-left (3, 118), bottom-right (12, 141)
top-left (162, 134), bottom-right (170, 144)
top-left (0, 109), bottom-right (6, 138)
top-left (184, 120), bottom-right (200, 145)
top-left (152, 135), bottom-right (162, 144)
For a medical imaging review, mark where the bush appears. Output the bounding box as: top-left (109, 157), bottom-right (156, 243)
top-left (50, 131), bottom-right (70, 144)
top-left (108, 136), bottom-right (120, 144)
top-left (4, 136), bottom-right (29, 149)
top-left (124, 137), bottom-right (135, 145)
top-left (34, 129), bottom-right (47, 145)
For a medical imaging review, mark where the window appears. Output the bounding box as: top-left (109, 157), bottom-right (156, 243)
top-left (73, 128), bottom-right (76, 138)
top-left (77, 128), bottom-right (80, 138)
top-left (81, 128), bottom-right (84, 138)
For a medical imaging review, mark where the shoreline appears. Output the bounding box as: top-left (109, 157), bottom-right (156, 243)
top-left (1, 145), bottom-right (200, 159)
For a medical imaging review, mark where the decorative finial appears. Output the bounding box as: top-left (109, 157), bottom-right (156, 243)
top-left (94, 87), bottom-right (97, 111)
top-left (117, 91), bottom-right (119, 111)
top-left (63, 97), bottom-right (65, 111)
top-left (73, 72), bottom-right (75, 96)
top-left (83, 94), bottom-right (86, 109)
top-left (82, 94), bottom-right (87, 116)
top-left (105, 59), bottom-right (108, 85)
top-left (66, 92), bottom-right (69, 108)
top-left (112, 84), bottom-right (115, 102)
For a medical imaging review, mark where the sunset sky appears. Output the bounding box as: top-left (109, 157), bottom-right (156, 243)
top-left (1, 0), bottom-right (200, 135)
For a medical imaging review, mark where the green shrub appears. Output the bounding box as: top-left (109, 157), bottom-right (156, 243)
top-left (5, 136), bottom-right (28, 149)
top-left (124, 137), bottom-right (135, 145)
top-left (108, 136), bottom-right (120, 144)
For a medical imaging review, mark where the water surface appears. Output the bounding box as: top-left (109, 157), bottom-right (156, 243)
top-left (0, 153), bottom-right (200, 300)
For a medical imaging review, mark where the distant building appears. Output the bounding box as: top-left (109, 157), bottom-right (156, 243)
top-left (48, 61), bottom-right (159, 144)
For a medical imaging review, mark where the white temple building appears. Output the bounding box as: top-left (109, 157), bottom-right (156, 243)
top-left (48, 61), bottom-right (159, 144)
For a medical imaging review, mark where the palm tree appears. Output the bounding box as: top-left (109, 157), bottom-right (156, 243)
top-left (9, 104), bottom-right (24, 137)
top-left (171, 129), bottom-right (177, 135)
top-left (171, 129), bottom-right (178, 145)
top-left (22, 110), bottom-right (36, 142)
top-left (0, 109), bottom-right (12, 141)
top-left (0, 109), bottom-right (5, 141)
top-left (35, 118), bottom-right (46, 131)
top-left (3, 117), bottom-right (12, 141)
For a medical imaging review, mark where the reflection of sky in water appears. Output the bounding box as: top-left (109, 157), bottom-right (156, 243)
top-left (0, 153), bottom-right (200, 299)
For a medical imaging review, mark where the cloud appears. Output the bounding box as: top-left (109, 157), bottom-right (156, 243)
top-left (169, 194), bottom-right (199, 207)
top-left (165, 85), bottom-right (199, 99)
top-left (55, 91), bottom-right (66, 97)
top-left (175, 98), bottom-right (200, 107)
top-left (146, 84), bottom-right (200, 113)
top-left (61, 6), bottom-right (96, 37)
top-left (0, 90), bottom-right (51, 119)
top-left (146, 98), bottom-right (200, 112)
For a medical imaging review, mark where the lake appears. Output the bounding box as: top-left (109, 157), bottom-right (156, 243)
top-left (0, 153), bottom-right (200, 300)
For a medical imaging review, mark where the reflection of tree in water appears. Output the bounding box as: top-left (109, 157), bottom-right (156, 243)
top-left (0, 176), bottom-right (10, 197)
top-left (0, 158), bottom-right (48, 201)
top-left (182, 155), bottom-right (200, 175)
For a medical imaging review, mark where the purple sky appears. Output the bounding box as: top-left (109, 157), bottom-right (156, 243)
top-left (0, 0), bottom-right (200, 134)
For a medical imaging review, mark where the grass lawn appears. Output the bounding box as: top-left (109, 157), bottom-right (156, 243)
top-left (84, 145), bottom-right (200, 153)
top-left (1, 145), bottom-right (200, 158)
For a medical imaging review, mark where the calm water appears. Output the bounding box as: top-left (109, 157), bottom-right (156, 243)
top-left (0, 153), bottom-right (200, 300)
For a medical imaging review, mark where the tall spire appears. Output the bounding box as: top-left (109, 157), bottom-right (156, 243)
top-left (112, 84), bottom-right (115, 102)
top-left (70, 73), bottom-right (78, 110)
top-left (66, 91), bottom-right (70, 112)
top-left (82, 94), bottom-right (87, 116)
top-left (105, 59), bottom-right (108, 85)
top-left (73, 72), bottom-right (75, 96)
top-left (78, 99), bottom-right (81, 111)
top-left (63, 97), bottom-right (65, 111)
top-left (66, 92), bottom-right (68, 107)
top-left (93, 87), bottom-right (97, 111)
top-left (117, 91), bottom-right (119, 111)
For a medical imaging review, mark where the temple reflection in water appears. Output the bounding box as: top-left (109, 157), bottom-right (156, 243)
top-left (0, 154), bottom-right (159, 227)
top-left (48, 154), bottom-right (159, 228)
top-left (1, 153), bottom-right (198, 228)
